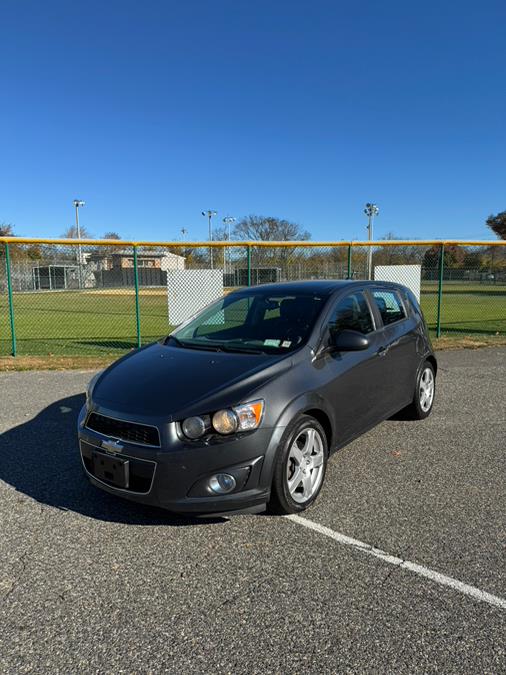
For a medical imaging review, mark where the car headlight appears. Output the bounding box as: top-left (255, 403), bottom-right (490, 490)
top-left (181, 400), bottom-right (264, 439)
top-left (212, 409), bottom-right (239, 435)
top-left (232, 400), bottom-right (264, 431)
top-left (182, 415), bottom-right (209, 439)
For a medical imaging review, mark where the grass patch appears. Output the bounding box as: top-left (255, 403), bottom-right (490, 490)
top-left (432, 335), bottom-right (506, 350)
top-left (0, 354), bottom-right (117, 371)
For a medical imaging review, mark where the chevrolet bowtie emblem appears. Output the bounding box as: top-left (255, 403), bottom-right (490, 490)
top-left (102, 439), bottom-right (124, 454)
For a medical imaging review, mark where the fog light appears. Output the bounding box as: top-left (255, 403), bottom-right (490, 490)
top-left (208, 473), bottom-right (236, 494)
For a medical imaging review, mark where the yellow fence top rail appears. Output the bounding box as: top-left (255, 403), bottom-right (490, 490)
top-left (0, 237), bottom-right (505, 248)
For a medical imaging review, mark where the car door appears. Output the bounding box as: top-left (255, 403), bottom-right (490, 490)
top-left (366, 286), bottom-right (420, 414)
top-left (317, 289), bottom-right (389, 444)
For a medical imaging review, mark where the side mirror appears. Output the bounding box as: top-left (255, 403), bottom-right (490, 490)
top-left (331, 329), bottom-right (370, 352)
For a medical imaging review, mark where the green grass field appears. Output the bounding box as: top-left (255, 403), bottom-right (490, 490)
top-left (421, 282), bottom-right (506, 335)
top-left (0, 283), bottom-right (505, 356)
top-left (0, 289), bottom-right (171, 356)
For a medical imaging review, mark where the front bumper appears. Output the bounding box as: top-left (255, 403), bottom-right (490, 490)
top-left (77, 404), bottom-right (285, 514)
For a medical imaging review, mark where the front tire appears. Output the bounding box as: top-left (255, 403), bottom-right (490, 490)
top-left (401, 360), bottom-right (436, 420)
top-left (268, 415), bottom-right (328, 515)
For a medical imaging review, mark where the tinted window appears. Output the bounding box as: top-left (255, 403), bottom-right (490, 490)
top-left (405, 289), bottom-right (422, 319)
top-left (372, 290), bottom-right (406, 326)
top-left (328, 292), bottom-right (374, 336)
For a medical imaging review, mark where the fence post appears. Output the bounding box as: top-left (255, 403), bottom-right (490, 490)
top-left (247, 245), bottom-right (252, 286)
top-left (5, 243), bottom-right (17, 356)
top-left (436, 243), bottom-right (444, 338)
top-left (133, 246), bottom-right (141, 348)
top-left (347, 244), bottom-right (352, 279)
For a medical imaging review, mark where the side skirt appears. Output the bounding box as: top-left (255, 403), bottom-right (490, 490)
top-left (330, 398), bottom-right (413, 455)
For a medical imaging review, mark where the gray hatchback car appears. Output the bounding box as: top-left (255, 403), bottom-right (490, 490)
top-left (79, 280), bottom-right (436, 516)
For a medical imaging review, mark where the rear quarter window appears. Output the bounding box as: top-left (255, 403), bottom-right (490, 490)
top-left (405, 289), bottom-right (423, 318)
top-left (371, 290), bottom-right (406, 326)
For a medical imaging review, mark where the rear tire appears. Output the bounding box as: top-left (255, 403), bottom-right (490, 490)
top-left (401, 360), bottom-right (436, 420)
top-left (268, 415), bottom-right (328, 515)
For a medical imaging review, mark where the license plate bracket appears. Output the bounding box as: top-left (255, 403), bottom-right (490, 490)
top-left (92, 451), bottom-right (129, 489)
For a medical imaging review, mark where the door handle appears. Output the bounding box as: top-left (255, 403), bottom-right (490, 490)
top-left (376, 346), bottom-right (388, 357)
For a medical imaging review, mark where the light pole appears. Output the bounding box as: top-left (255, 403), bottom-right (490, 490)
top-left (364, 202), bottom-right (379, 280)
top-left (222, 216), bottom-right (236, 274)
top-left (202, 210), bottom-right (217, 268)
top-left (73, 199), bottom-right (85, 288)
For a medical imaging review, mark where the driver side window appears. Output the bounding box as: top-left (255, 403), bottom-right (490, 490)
top-left (328, 292), bottom-right (374, 337)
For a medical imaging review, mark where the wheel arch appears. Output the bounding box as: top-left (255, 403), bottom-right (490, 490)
top-left (274, 392), bottom-right (337, 451)
top-left (425, 354), bottom-right (438, 375)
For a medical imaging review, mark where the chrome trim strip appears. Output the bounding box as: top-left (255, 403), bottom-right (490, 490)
top-left (80, 440), bottom-right (158, 496)
top-left (85, 411), bottom-right (161, 448)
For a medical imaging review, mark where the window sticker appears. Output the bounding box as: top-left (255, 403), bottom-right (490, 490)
top-left (281, 340), bottom-right (292, 348)
top-left (264, 339), bottom-right (281, 347)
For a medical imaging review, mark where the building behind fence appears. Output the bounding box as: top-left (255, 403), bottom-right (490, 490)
top-left (0, 237), bottom-right (505, 357)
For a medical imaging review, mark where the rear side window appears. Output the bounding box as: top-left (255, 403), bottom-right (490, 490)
top-left (328, 292), bottom-right (374, 336)
top-left (405, 289), bottom-right (422, 318)
top-left (371, 290), bottom-right (406, 326)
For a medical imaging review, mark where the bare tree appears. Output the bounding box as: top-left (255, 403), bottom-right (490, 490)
top-left (103, 231), bottom-right (121, 240)
top-left (486, 211), bottom-right (506, 240)
top-left (373, 232), bottom-right (426, 267)
top-left (0, 223), bottom-right (46, 261)
top-left (0, 223), bottom-right (14, 237)
top-left (61, 225), bottom-right (93, 239)
top-left (233, 215), bottom-right (310, 242)
top-left (230, 215), bottom-right (311, 272)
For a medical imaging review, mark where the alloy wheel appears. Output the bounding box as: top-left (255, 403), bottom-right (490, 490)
top-left (286, 427), bottom-right (325, 504)
top-left (419, 367), bottom-right (435, 412)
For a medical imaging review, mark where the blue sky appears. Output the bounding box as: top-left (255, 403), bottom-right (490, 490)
top-left (0, 0), bottom-right (505, 241)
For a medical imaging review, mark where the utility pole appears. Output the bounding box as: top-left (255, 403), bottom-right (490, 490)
top-left (222, 216), bottom-right (236, 274)
top-left (73, 199), bottom-right (85, 288)
top-left (202, 210), bottom-right (217, 268)
top-left (364, 203), bottom-right (379, 280)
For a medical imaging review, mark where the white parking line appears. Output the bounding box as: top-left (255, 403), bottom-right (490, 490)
top-left (287, 514), bottom-right (506, 611)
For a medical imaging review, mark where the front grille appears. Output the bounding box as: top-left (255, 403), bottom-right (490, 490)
top-left (85, 412), bottom-right (160, 447)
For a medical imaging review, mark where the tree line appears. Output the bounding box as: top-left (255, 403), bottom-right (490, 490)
top-left (1, 213), bottom-right (505, 272)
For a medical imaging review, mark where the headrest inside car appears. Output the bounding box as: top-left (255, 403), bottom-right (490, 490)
top-left (280, 297), bottom-right (317, 321)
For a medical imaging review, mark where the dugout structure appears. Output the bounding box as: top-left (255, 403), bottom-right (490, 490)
top-left (32, 264), bottom-right (80, 291)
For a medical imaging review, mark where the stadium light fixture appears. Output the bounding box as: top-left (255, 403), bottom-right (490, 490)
top-left (73, 199), bottom-right (85, 288)
top-left (202, 210), bottom-right (218, 268)
top-left (222, 216), bottom-right (236, 240)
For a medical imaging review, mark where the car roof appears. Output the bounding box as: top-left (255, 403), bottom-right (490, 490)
top-left (235, 279), bottom-right (406, 296)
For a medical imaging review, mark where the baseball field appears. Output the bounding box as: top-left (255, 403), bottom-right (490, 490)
top-left (0, 283), bottom-right (505, 357)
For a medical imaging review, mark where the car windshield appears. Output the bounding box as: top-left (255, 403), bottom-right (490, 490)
top-left (169, 290), bottom-right (327, 353)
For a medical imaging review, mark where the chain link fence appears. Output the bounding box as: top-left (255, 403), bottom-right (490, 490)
top-left (0, 238), bottom-right (505, 357)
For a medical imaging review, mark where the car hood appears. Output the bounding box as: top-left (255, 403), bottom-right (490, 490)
top-left (91, 341), bottom-right (292, 419)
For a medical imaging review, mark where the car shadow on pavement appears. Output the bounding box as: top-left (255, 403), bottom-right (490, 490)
top-left (0, 393), bottom-right (226, 527)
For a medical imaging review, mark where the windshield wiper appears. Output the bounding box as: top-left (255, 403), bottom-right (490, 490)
top-left (165, 335), bottom-right (264, 354)
top-left (217, 344), bottom-right (264, 354)
top-left (197, 337), bottom-right (265, 353)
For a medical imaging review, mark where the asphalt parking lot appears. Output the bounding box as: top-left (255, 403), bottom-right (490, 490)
top-left (0, 348), bottom-right (505, 674)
